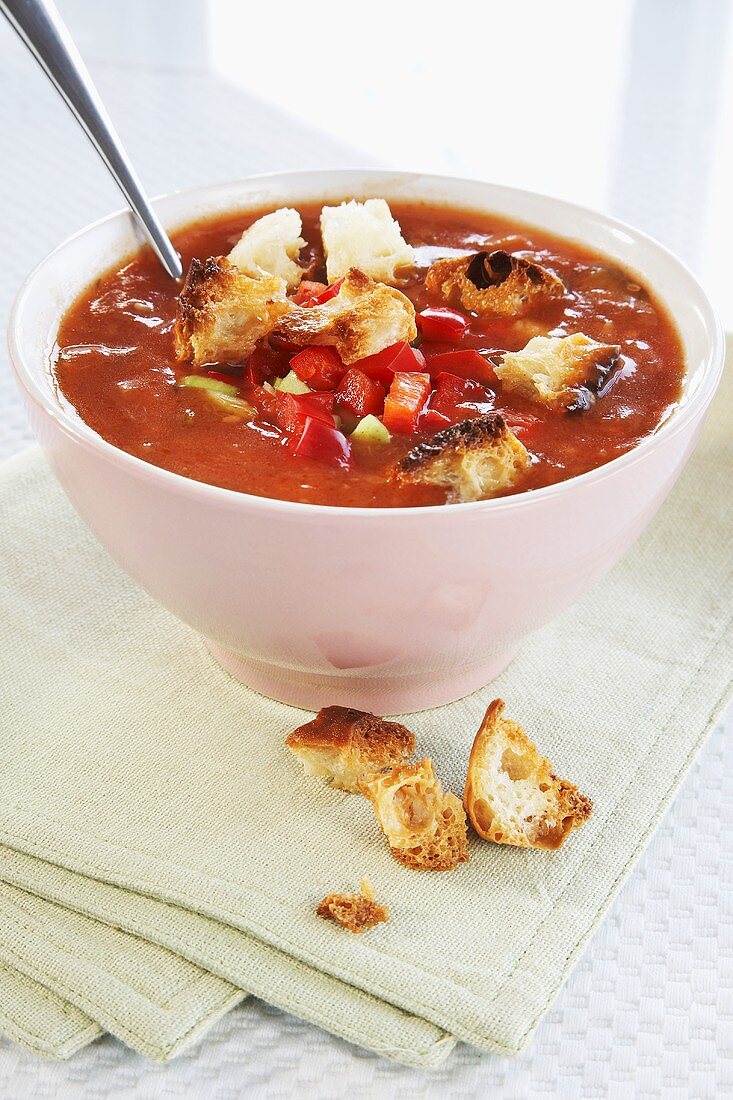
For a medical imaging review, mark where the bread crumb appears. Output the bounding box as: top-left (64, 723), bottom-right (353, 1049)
top-left (317, 879), bottom-right (389, 933)
top-left (495, 333), bottom-right (621, 405)
top-left (464, 699), bottom-right (592, 850)
top-left (228, 208), bottom-right (305, 290)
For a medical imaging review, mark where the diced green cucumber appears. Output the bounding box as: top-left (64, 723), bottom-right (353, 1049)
top-left (274, 370), bottom-right (311, 394)
top-left (206, 391), bottom-right (254, 417)
top-left (181, 375), bottom-right (238, 396)
top-left (350, 414), bottom-right (391, 444)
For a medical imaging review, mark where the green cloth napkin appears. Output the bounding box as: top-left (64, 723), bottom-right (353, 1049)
top-left (0, 880), bottom-right (244, 1061)
top-left (0, 962), bottom-right (100, 1060)
top-left (0, 845), bottom-right (453, 1067)
top-left (0, 348), bottom-right (731, 1063)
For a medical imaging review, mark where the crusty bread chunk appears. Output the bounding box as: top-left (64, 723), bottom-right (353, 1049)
top-left (321, 199), bottom-right (414, 284)
top-left (495, 333), bottom-right (621, 405)
top-left (228, 208), bottom-right (306, 291)
top-left (362, 759), bottom-right (469, 872)
top-left (398, 414), bottom-right (530, 503)
top-left (286, 706), bottom-right (415, 794)
top-left (317, 879), bottom-right (389, 933)
top-left (275, 268), bottom-right (417, 364)
top-left (426, 249), bottom-right (564, 318)
top-left (464, 699), bottom-right (592, 850)
top-left (175, 256), bottom-right (291, 365)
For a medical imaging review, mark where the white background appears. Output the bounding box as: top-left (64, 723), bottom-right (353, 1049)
top-left (0, 1), bottom-right (731, 1097)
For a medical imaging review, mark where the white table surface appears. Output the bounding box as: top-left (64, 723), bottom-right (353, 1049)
top-left (0, 2), bottom-right (731, 1097)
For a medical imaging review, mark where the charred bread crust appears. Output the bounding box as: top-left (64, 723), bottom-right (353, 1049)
top-left (285, 705), bottom-right (415, 793)
top-left (361, 759), bottom-right (469, 872)
top-left (174, 256), bottom-right (291, 365)
top-left (316, 880), bottom-right (389, 933)
top-left (274, 268), bottom-right (417, 364)
top-left (495, 332), bottom-right (621, 406)
top-left (426, 249), bottom-right (565, 318)
top-left (464, 699), bottom-right (592, 850)
top-left (398, 414), bottom-right (530, 503)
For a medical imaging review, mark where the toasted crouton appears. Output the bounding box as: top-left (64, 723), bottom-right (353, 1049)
top-left (317, 879), bottom-right (389, 933)
top-left (321, 199), bottom-right (414, 284)
top-left (362, 759), bottom-right (469, 872)
top-left (426, 249), bottom-right (565, 318)
top-left (274, 268), bottom-right (417, 365)
top-left (464, 699), bottom-right (592, 850)
top-left (286, 706), bottom-right (415, 794)
top-left (175, 256), bottom-right (291, 365)
top-left (494, 333), bottom-right (621, 406)
top-left (228, 208), bottom-right (306, 290)
top-left (398, 414), bottom-right (530, 503)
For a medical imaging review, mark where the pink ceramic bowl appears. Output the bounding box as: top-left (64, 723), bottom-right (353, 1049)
top-left (8, 171), bottom-right (725, 712)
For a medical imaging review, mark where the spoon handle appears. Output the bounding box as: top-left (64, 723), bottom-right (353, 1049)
top-left (1, 0), bottom-right (183, 279)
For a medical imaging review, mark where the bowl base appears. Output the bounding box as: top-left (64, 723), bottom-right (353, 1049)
top-left (206, 643), bottom-right (519, 714)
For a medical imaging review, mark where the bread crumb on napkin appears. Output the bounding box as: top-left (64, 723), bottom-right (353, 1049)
top-left (286, 706), bottom-right (415, 793)
top-left (464, 698), bottom-right (592, 849)
top-left (361, 759), bottom-right (469, 872)
top-left (317, 879), bottom-right (389, 933)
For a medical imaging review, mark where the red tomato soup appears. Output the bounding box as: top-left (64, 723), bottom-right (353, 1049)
top-left (53, 201), bottom-right (685, 507)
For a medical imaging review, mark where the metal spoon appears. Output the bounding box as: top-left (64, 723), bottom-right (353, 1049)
top-left (1, 0), bottom-right (183, 279)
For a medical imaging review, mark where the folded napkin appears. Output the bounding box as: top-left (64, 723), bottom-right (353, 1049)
top-left (0, 880), bottom-right (244, 1061)
top-left (0, 349), bottom-right (731, 1064)
top-left (0, 962), bottom-right (100, 1060)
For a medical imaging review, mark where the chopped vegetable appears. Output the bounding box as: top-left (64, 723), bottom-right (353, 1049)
top-left (290, 346), bottom-right (345, 390)
top-left (292, 280), bottom-right (328, 306)
top-left (293, 416), bottom-right (351, 467)
top-left (307, 278), bottom-right (345, 306)
top-left (422, 348), bottom-right (494, 385)
top-left (356, 342), bottom-right (427, 386)
top-left (276, 390), bottom-right (335, 436)
top-left (334, 368), bottom-right (385, 418)
top-left (417, 307), bottom-right (469, 343)
top-left (382, 372), bottom-right (431, 434)
top-left (350, 414), bottom-right (391, 445)
top-left (180, 375), bottom-right (238, 396)
top-left (207, 391), bottom-right (254, 418)
top-left (205, 369), bottom-right (239, 385)
top-left (275, 370), bottom-right (311, 394)
top-left (426, 372), bottom-right (494, 425)
top-left (245, 344), bottom-right (289, 386)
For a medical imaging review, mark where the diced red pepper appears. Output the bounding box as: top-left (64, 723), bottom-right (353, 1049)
top-left (291, 280), bottom-right (327, 306)
top-left (205, 370), bottom-right (238, 386)
top-left (356, 342), bottom-right (427, 386)
top-left (276, 391), bottom-right (334, 436)
top-left (420, 408), bottom-right (452, 433)
top-left (425, 372), bottom-right (494, 425)
top-left (417, 307), bottom-right (469, 343)
top-left (289, 346), bottom-right (345, 390)
top-left (307, 278), bottom-right (344, 306)
top-left (293, 416), bottom-right (351, 467)
top-left (245, 344), bottom-right (289, 386)
top-left (334, 368), bottom-right (386, 419)
top-left (382, 372), bottom-right (432, 435)
top-left (422, 348), bottom-right (495, 385)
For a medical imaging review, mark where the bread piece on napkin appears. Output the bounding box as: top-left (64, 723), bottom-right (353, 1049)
top-left (317, 879), bottom-right (389, 933)
top-left (398, 413), bottom-right (530, 503)
top-left (362, 759), bottom-right (469, 871)
top-left (286, 706), bottom-right (415, 793)
top-left (274, 268), bottom-right (417, 364)
top-left (174, 256), bottom-right (291, 365)
top-left (464, 699), bottom-right (592, 850)
top-left (426, 249), bottom-right (564, 317)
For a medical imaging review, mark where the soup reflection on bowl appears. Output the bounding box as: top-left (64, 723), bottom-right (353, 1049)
top-left (9, 172), bottom-right (725, 712)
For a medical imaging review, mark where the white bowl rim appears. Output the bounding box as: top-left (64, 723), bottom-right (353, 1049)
top-left (8, 167), bottom-right (726, 521)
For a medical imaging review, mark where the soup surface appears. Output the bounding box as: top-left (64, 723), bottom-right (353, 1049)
top-left (54, 201), bottom-right (685, 507)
